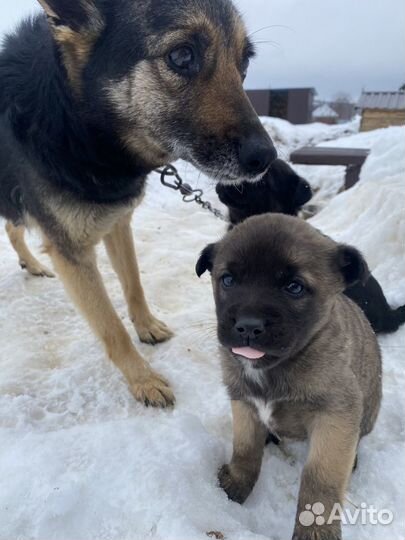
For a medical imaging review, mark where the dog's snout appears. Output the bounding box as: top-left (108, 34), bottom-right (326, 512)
top-left (238, 133), bottom-right (277, 176)
top-left (235, 317), bottom-right (266, 339)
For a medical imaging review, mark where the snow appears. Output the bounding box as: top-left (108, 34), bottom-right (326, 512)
top-left (0, 119), bottom-right (404, 540)
top-left (260, 115), bottom-right (360, 162)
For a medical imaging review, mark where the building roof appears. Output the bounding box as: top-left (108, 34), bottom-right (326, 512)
top-left (245, 87), bottom-right (315, 93)
top-left (312, 104), bottom-right (338, 118)
top-left (358, 91), bottom-right (405, 110)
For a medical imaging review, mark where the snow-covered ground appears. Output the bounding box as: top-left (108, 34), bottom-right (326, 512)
top-left (0, 119), bottom-right (404, 540)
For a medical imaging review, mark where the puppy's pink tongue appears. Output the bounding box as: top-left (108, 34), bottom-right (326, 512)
top-left (232, 347), bottom-right (265, 359)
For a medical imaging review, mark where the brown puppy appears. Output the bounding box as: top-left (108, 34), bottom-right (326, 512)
top-left (196, 214), bottom-right (382, 540)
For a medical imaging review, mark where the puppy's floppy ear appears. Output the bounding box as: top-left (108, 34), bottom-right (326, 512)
top-left (37, 0), bottom-right (103, 88)
top-left (293, 178), bottom-right (312, 208)
top-left (267, 159), bottom-right (313, 215)
top-left (196, 243), bottom-right (217, 277)
top-left (337, 245), bottom-right (370, 287)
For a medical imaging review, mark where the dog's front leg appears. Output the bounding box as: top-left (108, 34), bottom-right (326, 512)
top-left (47, 243), bottom-right (175, 407)
top-left (292, 412), bottom-right (360, 540)
top-left (219, 400), bottom-right (267, 504)
top-left (103, 212), bottom-right (173, 344)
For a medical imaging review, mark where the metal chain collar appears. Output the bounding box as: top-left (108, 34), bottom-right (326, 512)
top-left (156, 164), bottom-right (228, 222)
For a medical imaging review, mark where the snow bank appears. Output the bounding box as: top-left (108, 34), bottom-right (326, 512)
top-left (311, 126), bottom-right (405, 306)
top-left (0, 122), bottom-right (404, 540)
top-left (259, 116), bottom-right (359, 207)
top-left (260, 115), bottom-right (360, 159)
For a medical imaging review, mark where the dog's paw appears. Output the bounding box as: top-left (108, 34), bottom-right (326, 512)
top-left (292, 532), bottom-right (341, 540)
top-left (131, 369), bottom-right (175, 408)
top-left (218, 464), bottom-right (254, 504)
top-left (292, 524), bottom-right (341, 540)
top-left (134, 314), bottom-right (173, 344)
top-left (20, 259), bottom-right (55, 278)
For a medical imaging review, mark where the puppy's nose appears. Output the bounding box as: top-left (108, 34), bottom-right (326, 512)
top-left (238, 133), bottom-right (277, 175)
top-left (235, 317), bottom-right (265, 339)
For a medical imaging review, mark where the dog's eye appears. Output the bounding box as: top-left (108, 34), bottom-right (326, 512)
top-left (221, 274), bottom-right (235, 288)
top-left (284, 281), bottom-right (304, 296)
top-left (241, 57), bottom-right (250, 81)
top-left (167, 45), bottom-right (199, 75)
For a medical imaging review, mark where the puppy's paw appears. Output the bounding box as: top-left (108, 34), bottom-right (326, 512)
top-left (292, 524), bottom-right (341, 540)
top-left (292, 533), bottom-right (341, 540)
top-left (131, 369), bottom-right (175, 408)
top-left (218, 464), bottom-right (255, 504)
top-left (134, 314), bottom-right (173, 344)
top-left (20, 259), bottom-right (55, 278)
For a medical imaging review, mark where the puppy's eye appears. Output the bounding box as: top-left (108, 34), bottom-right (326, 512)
top-left (167, 45), bottom-right (199, 75)
top-left (221, 274), bottom-right (235, 288)
top-left (284, 281), bottom-right (304, 296)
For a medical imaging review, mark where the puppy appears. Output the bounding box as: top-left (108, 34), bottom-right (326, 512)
top-left (216, 158), bottom-right (312, 227)
top-left (217, 159), bottom-right (405, 334)
top-left (196, 214), bottom-right (382, 540)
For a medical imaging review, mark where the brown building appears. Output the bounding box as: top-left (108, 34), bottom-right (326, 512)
top-left (246, 88), bottom-right (315, 124)
top-left (357, 91), bottom-right (405, 131)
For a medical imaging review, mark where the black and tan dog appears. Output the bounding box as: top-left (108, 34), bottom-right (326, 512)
top-left (0, 0), bottom-right (277, 407)
top-left (217, 159), bottom-right (405, 334)
top-left (196, 214), bottom-right (382, 540)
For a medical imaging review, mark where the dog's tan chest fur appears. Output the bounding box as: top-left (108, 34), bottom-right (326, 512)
top-left (44, 191), bottom-right (144, 250)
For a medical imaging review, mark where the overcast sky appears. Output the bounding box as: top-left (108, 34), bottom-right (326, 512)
top-left (1, 0), bottom-right (404, 101)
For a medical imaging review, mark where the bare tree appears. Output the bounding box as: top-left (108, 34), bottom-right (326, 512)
top-left (330, 92), bottom-right (355, 122)
top-left (333, 91), bottom-right (353, 104)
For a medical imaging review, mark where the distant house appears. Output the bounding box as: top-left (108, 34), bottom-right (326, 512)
top-left (357, 91), bottom-right (405, 131)
top-left (312, 104), bottom-right (339, 125)
top-left (246, 88), bottom-right (315, 124)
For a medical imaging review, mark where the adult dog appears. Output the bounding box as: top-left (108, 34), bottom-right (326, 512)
top-left (0, 0), bottom-right (276, 407)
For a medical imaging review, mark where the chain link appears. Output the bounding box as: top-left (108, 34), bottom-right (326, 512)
top-left (155, 164), bottom-right (228, 222)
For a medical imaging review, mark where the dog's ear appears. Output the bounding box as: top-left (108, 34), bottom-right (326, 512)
top-left (337, 245), bottom-right (370, 287)
top-left (268, 159), bottom-right (295, 193)
top-left (37, 0), bottom-right (101, 31)
top-left (267, 159), bottom-right (312, 215)
top-left (37, 0), bottom-right (104, 88)
top-left (196, 243), bottom-right (217, 277)
top-left (293, 179), bottom-right (313, 208)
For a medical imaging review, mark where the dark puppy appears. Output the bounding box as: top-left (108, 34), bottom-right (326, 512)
top-left (217, 159), bottom-right (405, 334)
top-left (216, 158), bottom-right (312, 226)
top-left (0, 0), bottom-right (276, 407)
top-left (346, 279), bottom-right (405, 334)
top-left (197, 214), bottom-right (382, 540)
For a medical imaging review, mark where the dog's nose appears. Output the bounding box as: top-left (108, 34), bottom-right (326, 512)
top-left (235, 317), bottom-right (265, 339)
top-left (238, 133), bottom-right (277, 175)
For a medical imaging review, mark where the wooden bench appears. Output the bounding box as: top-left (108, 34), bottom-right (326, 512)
top-left (289, 146), bottom-right (370, 190)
